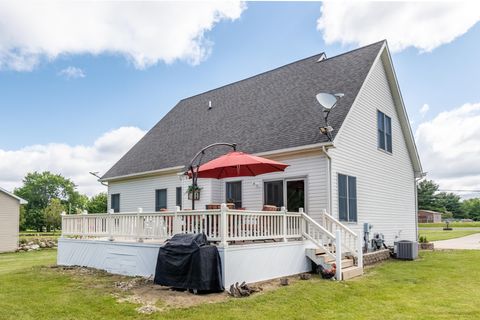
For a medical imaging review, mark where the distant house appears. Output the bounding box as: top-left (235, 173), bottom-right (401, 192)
top-left (418, 210), bottom-right (442, 223)
top-left (0, 187), bottom-right (27, 252)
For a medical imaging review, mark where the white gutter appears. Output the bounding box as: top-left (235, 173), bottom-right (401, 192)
top-left (100, 165), bottom-right (185, 182)
top-left (254, 142), bottom-right (333, 157)
top-left (101, 142), bottom-right (334, 182)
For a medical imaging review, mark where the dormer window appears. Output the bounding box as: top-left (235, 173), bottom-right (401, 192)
top-left (377, 110), bottom-right (392, 153)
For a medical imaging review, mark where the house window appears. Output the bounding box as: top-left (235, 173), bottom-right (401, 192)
top-left (377, 110), bottom-right (392, 153)
top-left (338, 174), bottom-right (357, 222)
top-left (111, 194), bottom-right (120, 213)
top-left (155, 189), bottom-right (167, 211)
top-left (176, 187), bottom-right (182, 209)
top-left (264, 180), bottom-right (284, 208)
top-left (226, 181), bottom-right (242, 209)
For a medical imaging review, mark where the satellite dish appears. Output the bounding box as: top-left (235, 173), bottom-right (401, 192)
top-left (315, 93), bottom-right (344, 110)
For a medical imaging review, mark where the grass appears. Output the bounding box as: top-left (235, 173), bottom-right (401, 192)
top-left (19, 231), bottom-right (60, 242)
top-left (1, 250), bottom-right (480, 319)
top-left (419, 229), bottom-right (480, 241)
top-left (419, 222), bottom-right (480, 228)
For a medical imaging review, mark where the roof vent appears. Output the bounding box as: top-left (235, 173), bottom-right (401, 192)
top-left (208, 100), bottom-right (212, 110)
top-left (317, 53), bottom-right (327, 62)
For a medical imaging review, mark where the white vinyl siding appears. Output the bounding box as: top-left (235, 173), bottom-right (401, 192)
top-left (330, 54), bottom-right (416, 244)
top-left (219, 152), bottom-right (329, 221)
top-left (108, 174), bottom-right (216, 212)
top-left (0, 192), bottom-right (20, 252)
top-left (108, 151), bottom-right (329, 221)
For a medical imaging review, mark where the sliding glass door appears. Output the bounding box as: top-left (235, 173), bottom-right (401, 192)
top-left (286, 179), bottom-right (305, 212)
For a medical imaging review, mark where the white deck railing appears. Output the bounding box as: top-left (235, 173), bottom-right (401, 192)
top-left (61, 204), bottom-right (302, 245)
top-left (61, 205), bottom-right (361, 277)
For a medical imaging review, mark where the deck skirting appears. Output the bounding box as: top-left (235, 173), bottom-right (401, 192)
top-left (57, 238), bottom-right (315, 287)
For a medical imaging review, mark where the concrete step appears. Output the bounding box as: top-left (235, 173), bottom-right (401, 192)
top-left (341, 266), bottom-right (363, 280)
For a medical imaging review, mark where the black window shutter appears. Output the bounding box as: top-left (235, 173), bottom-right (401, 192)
top-left (338, 174), bottom-right (348, 221)
top-left (377, 110), bottom-right (385, 150)
top-left (348, 176), bottom-right (357, 222)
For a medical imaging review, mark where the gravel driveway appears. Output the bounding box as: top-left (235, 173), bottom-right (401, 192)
top-left (433, 233), bottom-right (480, 250)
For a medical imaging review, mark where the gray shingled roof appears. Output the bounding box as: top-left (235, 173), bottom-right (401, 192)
top-left (102, 41), bottom-right (385, 179)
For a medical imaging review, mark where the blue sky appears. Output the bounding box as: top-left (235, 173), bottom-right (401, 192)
top-left (0, 1), bottom-right (479, 195)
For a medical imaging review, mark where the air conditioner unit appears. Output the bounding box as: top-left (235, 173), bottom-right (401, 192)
top-left (394, 240), bottom-right (418, 260)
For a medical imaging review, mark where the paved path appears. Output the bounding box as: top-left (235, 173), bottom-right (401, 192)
top-left (419, 227), bottom-right (480, 231)
top-left (433, 233), bottom-right (480, 250)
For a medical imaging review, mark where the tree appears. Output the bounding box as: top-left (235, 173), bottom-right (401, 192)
top-left (86, 193), bottom-right (108, 214)
top-left (418, 180), bottom-right (442, 211)
top-left (14, 171), bottom-right (86, 231)
top-left (436, 192), bottom-right (464, 218)
top-left (461, 198), bottom-right (480, 220)
top-left (44, 198), bottom-right (65, 232)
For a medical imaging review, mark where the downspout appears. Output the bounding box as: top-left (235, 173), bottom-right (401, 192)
top-left (322, 145), bottom-right (333, 215)
top-left (414, 173), bottom-right (426, 241)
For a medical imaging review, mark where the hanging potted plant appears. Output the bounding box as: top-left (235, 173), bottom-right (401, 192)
top-left (187, 185), bottom-right (202, 200)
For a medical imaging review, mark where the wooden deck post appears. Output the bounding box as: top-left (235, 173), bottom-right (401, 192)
top-left (60, 211), bottom-right (66, 238)
top-left (108, 209), bottom-right (114, 241)
top-left (81, 210), bottom-right (88, 239)
top-left (220, 203), bottom-right (228, 247)
top-left (173, 206), bottom-right (181, 235)
top-left (137, 208), bottom-right (143, 242)
top-left (281, 206), bottom-right (287, 242)
top-left (335, 229), bottom-right (342, 281)
top-left (357, 231), bottom-right (363, 268)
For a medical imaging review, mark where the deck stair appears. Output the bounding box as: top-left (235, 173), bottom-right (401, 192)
top-left (301, 210), bottom-right (363, 280)
top-left (305, 248), bottom-right (362, 280)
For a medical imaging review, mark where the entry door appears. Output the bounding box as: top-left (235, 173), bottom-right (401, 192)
top-left (286, 179), bottom-right (305, 212)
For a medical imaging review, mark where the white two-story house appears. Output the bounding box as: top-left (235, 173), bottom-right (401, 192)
top-left (99, 40), bottom-right (423, 245)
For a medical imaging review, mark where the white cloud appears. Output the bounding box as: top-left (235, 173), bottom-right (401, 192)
top-left (58, 66), bottom-right (85, 79)
top-left (415, 103), bottom-right (480, 198)
top-left (0, 1), bottom-right (245, 71)
top-left (420, 103), bottom-right (430, 117)
top-left (0, 127), bottom-right (146, 196)
top-left (317, 2), bottom-right (480, 53)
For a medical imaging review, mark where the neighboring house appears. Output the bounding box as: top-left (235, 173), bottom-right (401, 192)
top-left (0, 187), bottom-right (27, 252)
top-left (100, 40), bottom-right (423, 245)
top-left (418, 210), bottom-right (442, 223)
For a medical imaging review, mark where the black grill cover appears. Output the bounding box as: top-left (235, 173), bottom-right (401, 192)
top-left (154, 233), bottom-right (224, 292)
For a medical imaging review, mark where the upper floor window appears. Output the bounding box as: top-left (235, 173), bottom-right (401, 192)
top-left (377, 110), bottom-right (392, 153)
top-left (155, 189), bottom-right (167, 211)
top-left (338, 174), bottom-right (357, 222)
top-left (226, 181), bottom-right (242, 209)
top-left (111, 193), bottom-right (120, 213)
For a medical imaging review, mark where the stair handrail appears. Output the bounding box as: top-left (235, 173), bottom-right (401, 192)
top-left (300, 212), bottom-right (337, 260)
top-left (321, 209), bottom-right (359, 261)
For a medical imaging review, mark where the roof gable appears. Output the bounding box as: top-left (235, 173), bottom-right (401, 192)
top-left (0, 187), bottom-right (27, 204)
top-left (102, 41), bottom-right (385, 180)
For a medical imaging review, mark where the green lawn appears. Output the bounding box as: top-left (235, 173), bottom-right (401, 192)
top-left (419, 229), bottom-right (480, 241)
top-left (1, 249), bottom-right (480, 319)
top-left (19, 231), bottom-right (60, 242)
top-left (419, 222), bottom-right (480, 228)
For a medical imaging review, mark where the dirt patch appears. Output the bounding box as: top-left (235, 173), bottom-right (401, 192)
top-left (50, 266), bottom-right (313, 314)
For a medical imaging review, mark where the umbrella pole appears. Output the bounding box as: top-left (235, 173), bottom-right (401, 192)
top-left (187, 143), bottom-right (237, 210)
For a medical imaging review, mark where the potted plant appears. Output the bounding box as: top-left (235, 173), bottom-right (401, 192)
top-left (187, 185), bottom-right (202, 200)
top-left (419, 235), bottom-right (434, 250)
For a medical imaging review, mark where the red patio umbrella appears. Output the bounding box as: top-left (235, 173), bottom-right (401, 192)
top-left (193, 151), bottom-right (289, 179)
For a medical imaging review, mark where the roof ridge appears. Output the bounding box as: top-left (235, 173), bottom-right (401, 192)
top-left (182, 40), bottom-right (385, 102)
